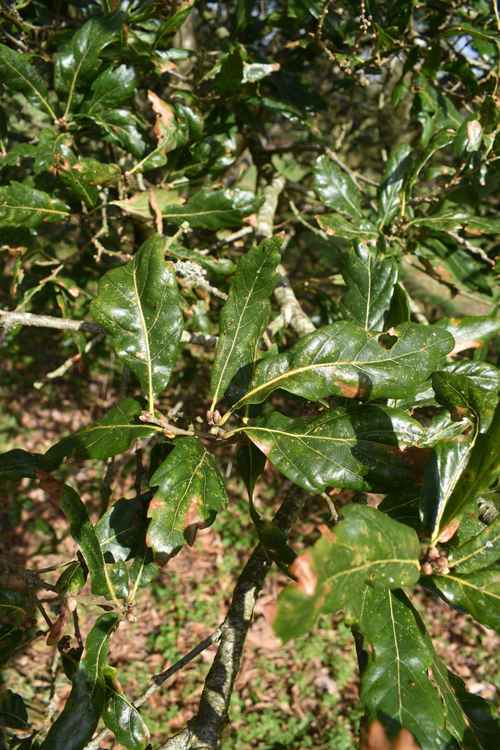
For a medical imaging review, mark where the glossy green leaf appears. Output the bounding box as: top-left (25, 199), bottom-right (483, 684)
top-left (0, 183), bottom-right (69, 228)
top-left (90, 237), bottom-right (184, 413)
top-left (210, 238), bottom-right (281, 408)
top-left (0, 690), bottom-right (28, 729)
top-left (430, 569), bottom-right (500, 631)
top-left (359, 589), bottom-right (452, 749)
top-left (59, 158), bottom-right (120, 208)
top-left (55, 561), bottom-right (87, 596)
top-left (0, 449), bottom-right (52, 479)
top-left (378, 144), bottom-right (412, 226)
top-left (46, 399), bottom-right (160, 463)
top-left (438, 406), bottom-right (500, 535)
top-left (147, 437), bottom-right (227, 556)
top-left (85, 108), bottom-right (147, 157)
top-left (274, 505), bottom-right (420, 641)
top-left (432, 658), bottom-right (500, 749)
top-left (55, 16), bottom-right (122, 114)
top-left (421, 436), bottom-right (476, 543)
top-left (84, 65), bottom-right (137, 111)
top-left (313, 154), bottom-right (364, 218)
top-left (40, 613), bottom-right (118, 750)
top-left (448, 516), bottom-right (500, 574)
top-left (433, 368), bottom-right (498, 432)
top-left (229, 322), bottom-right (454, 412)
top-left (337, 243), bottom-right (398, 331)
top-left (58, 484), bottom-right (113, 599)
top-left (316, 213), bottom-right (378, 241)
top-left (0, 43), bottom-right (56, 120)
top-left (95, 498), bottom-right (146, 563)
top-left (241, 406), bottom-right (425, 494)
top-left (236, 438), bottom-right (266, 500)
top-left (437, 315), bottom-right (500, 352)
top-left (159, 189), bottom-right (257, 230)
top-left (103, 671), bottom-right (150, 750)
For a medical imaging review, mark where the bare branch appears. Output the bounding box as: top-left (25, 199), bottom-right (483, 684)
top-left (0, 310), bottom-right (103, 333)
top-left (0, 310), bottom-right (218, 348)
top-left (274, 263), bottom-right (316, 337)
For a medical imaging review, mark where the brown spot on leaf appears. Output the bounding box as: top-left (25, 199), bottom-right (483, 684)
top-left (318, 524), bottom-right (336, 542)
top-left (147, 91), bottom-right (175, 142)
top-left (183, 495), bottom-right (205, 546)
top-left (394, 728), bottom-right (421, 750)
top-left (148, 497), bottom-right (164, 513)
top-left (290, 552), bottom-right (317, 596)
top-left (337, 381), bottom-right (364, 398)
top-left (361, 721), bottom-right (421, 750)
top-left (434, 264), bottom-right (454, 284)
top-left (437, 518), bottom-right (460, 544)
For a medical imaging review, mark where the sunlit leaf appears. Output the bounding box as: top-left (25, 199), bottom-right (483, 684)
top-left (0, 183), bottom-right (69, 228)
top-left (210, 238), bottom-right (281, 408)
top-left (229, 322), bottom-right (454, 412)
top-left (90, 237), bottom-right (184, 412)
top-left (313, 154), bottom-right (364, 218)
top-left (147, 437), bottom-right (227, 556)
top-left (337, 243), bottom-right (398, 331)
top-left (274, 505), bottom-right (420, 641)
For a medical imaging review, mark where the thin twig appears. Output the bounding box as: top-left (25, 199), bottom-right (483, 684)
top-left (0, 310), bottom-right (103, 333)
top-left (0, 309), bottom-right (218, 348)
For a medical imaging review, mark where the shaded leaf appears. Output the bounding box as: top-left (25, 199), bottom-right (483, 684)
top-left (438, 406), bottom-right (500, 535)
top-left (0, 690), bottom-right (28, 729)
top-left (313, 154), bottom-right (364, 218)
top-left (229, 322), bottom-right (454, 411)
top-left (40, 613), bottom-right (118, 750)
top-left (241, 407), bottom-right (425, 494)
top-left (378, 144), bottom-right (412, 227)
top-left (159, 189), bottom-right (257, 230)
top-left (337, 243), bottom-right (398, 331)
top-left (316, 213), bottom-right (378, 241)
top-left (55, 16), bottom-right (122, 113)
top-left (0, 43), bottom-right (55, 120)
top-left (274, 505), bottom-right (420, 641)
top-left (448, 516), bottom-right (500, 575)
top-left (421, 434), bottom-right (476, 543)
top-left (85, 108), bottom-right (147, 157)
top-left (210, 238), bottom-right (281, 408)
top-left (433, 369), bottom-right (497, 432)
top-left (236, 438), bottom-right (266, 500)
top-left (430, 569), bottom-right (500, 631)
top-left (0, 449), bottom-right (52, 479)
top-left (49, 482), bottom-right (112, 599)
top-left (90, 237), bottom-right (184, 412)
top-left (432, 660), bottom-right (500, 749)
top-left (103, 671), bottom-right (150, 750)
top-left (95, 498), bottom-right (146, 563)
top-left (0, 182), bottom-right (69, 228)
top-left (359, 590), bottom-right (452, 750)
top-left (147, 437), bottom-right (227, 556)
top-left (46, 399), bottom-right (160, 463)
